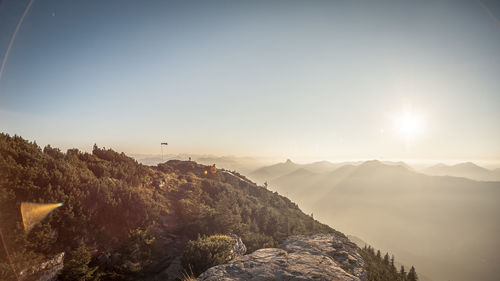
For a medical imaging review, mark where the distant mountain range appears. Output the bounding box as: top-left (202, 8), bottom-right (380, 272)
top-left (422, 162), bottom-right (500, 181)
top-left (249, 159), bottom-right (417, 184)
top-left (249, 159), bottom-right (353, 184)
top-left (247, 159), bottom-right (500, 281)
top-left (249, 159), bottom-right (500, 183)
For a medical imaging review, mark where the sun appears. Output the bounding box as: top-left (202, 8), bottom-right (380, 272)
top-left (393, 110), bottom-right (424, 142)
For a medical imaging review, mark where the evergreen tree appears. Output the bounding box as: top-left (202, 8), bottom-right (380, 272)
top-left (400, 265), bottom-right (407, 280)
top-left (59, 245), bottom-right (99, 281)
top-left (383, 252), bottom-right (390, 265)
top-left (391, 255), bottom-right (396, 272)
top-left (407, 266), bottom-right (418, 281)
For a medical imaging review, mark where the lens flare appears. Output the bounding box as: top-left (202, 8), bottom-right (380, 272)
top-left (0, 0), bottom-right (35, 82)
top-left (20, 202), bottom-right (63, 232)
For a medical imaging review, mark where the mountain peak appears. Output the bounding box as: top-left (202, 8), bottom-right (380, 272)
top-left (360, 160), bottom-right (382, 166)
top-left (454, 162), bottom-right (481, 169)
top-left (423, 161), bottom-right (499, 181)
top-left (354, 160), bottom-right (412, 176)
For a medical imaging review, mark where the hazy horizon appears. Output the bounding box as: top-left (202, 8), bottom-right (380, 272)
top-left (1, 134), bottom-right (500, 169)
top-left (130, 152), bottom-right (500, 170)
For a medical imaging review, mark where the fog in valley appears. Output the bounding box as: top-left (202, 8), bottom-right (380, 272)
top-left (243, 159), bottom-right (500, 281)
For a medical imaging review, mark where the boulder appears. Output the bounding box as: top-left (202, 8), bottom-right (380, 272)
top-left (197, 234), bottom-right (366, 281)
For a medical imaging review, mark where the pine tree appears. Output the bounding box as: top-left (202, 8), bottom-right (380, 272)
top-left (376, 249), bottom-right (381, 259)
top-left (400, 265), bottom-right (407, 280)
top-left (391, 255), bottom-right (396, 272)
top-left (369, 246), bottom-right (374, 255)
top-left (407, 266), bottom-right (418, 281)
top-left (59, 245), bottom-right (99, 281)
top-left (383, 252), bottom-right (390, 265)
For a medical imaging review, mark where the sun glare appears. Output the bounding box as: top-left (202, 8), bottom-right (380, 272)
top-left (393, 110), bottom-right (424, 142)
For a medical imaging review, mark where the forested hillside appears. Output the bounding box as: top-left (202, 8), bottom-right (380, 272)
top-left (0, 133), bottom-right (334, 280)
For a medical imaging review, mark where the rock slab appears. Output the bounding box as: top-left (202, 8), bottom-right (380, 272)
top-left (198, 234), bottom-right (366, 281)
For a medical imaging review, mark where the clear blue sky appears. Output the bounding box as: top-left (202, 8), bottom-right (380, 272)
top-left (1, 0), bottom-right (499, 162)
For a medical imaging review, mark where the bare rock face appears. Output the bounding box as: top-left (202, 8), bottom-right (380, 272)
top-left (282, 234), bottom-right (366, 281)
top-left (197, 234), bottom-right (366, 281)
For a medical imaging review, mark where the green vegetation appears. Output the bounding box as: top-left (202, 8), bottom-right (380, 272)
top-left (0, 133), bottom-right (333, 280)
top-left (0, 133), bottom-right (415, 280)
top-left (59, 245), bottom-right (99, 281)
top-left (181, 235), bottom-right (234, 276)
top-left (361, 245), bottom-right (418, 281)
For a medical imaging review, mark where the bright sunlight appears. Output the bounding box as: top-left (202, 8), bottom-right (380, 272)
top-left (393, 110), bottom-right (425, 142)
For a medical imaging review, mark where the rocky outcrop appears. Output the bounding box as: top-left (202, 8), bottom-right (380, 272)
top-left (282, 234), bottom-right (366, 280)
top-left (19, 252), bottom-right (65, 281)
top-left (197, 234), bottom-right (366, 281)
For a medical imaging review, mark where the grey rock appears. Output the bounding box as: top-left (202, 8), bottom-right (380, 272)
top-left (197, 234), bottom-right (366, 281)
top-left (282, 234), bottom-right (366, 280)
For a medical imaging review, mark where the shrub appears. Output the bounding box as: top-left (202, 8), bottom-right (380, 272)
top-left (181, 235), bottom-right (234, 276)
top-left (59, 245), bottom-right (99, 281)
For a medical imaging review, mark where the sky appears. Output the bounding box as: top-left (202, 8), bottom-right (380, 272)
top-left (0, 0), bottom-right (499, 163)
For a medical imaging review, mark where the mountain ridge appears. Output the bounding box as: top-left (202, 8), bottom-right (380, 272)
top-left (423, 162), bottom-right (500, 181)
